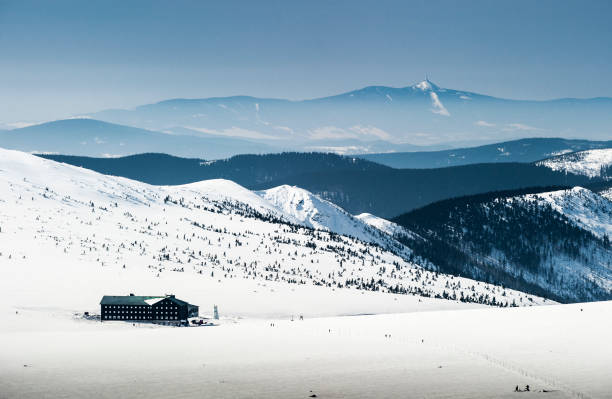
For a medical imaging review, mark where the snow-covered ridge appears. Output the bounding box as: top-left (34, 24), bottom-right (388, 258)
top-left (355, 213), bottom-right (419, 240)
top-left (537, 148), bottom-right (612, 179)
top-left (0, 147), bottom-right (546, 310)
top-left (257, 185), bottom-right (385, 244)
top-left (356, 213), bottom-right (401, 235)
top-left (515, 186), bottom-right (612, 239)
top-left (176, 179), bottom-right (295, 222)
top-left (257, 186), bottom-right (422, 262)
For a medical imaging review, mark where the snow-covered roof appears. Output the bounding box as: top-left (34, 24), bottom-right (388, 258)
top-left (100, 295), bottom-right (193, 307)
top-left (144, 297), bottom-right (166, 306)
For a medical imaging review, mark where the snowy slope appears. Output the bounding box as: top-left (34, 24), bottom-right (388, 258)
top-left (520, 187), bottom-right (612, 238)
top-left (257, 185), bottom-right (390, 244)
top-left (355, 212), bottom-right (417, 238)
top-left (176, 179), bottom-right (297, 222)
top-left (0, 147), bottom-right (546, 311)
top-left (537, 148), bottom-right (612, 179)
top-left (257, 185), bottom-right (422, 263)
top-left (355, 212), bottom-right (401, 235)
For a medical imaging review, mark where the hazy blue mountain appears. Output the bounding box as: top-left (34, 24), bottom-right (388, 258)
top-left (0, 118), bottom-right (276, 158)
top-left (89, 80), bottom-right (612, 151)
top-left (38, 152), bottom-right (388, 185)
top-left (37, 152), bottom-right (597, 218)
top-left (359, 138), bottom-right (612, 168)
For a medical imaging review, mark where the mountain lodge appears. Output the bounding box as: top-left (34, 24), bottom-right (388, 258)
top-left (100, 294), bottom-right (198, 322)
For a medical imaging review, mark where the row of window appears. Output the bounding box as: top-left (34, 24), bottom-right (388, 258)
top-left (105, 315), bottom-right (178, 320)
top-left (103, 305), bottom-right (178, 310)
top-left (105, 310), bottom-right (177, 314)
top-left (104, 310), bottom-right (178, 316)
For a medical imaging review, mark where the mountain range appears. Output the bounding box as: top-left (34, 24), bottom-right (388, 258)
top-left (7, 117), bottom-right (612, 167)
top-left (38, 150), bottom-right (609, 218)
top-left (87, 79), bottom-right (612, 150)
top-left (0, 118), bottom-right (275, 159)
top-left (360, 138), bottom-right (612, 168)
top-left (4, 80), bottom-right (611, 159)
top-left (4, 146), bottom-right (612, 303)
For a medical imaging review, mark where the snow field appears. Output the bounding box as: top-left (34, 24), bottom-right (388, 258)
top-left (1, 299), bottom-right (610, 398)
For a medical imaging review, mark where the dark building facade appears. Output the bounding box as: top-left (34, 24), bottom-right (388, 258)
top-left (100, 294), bottom-right (198, 322)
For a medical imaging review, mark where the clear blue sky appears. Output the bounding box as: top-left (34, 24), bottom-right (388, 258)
top-left (1, 0), bottom-right (611, 123)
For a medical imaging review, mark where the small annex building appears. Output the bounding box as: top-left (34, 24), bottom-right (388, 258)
top-left (100, 294), bottom-right (198, 322)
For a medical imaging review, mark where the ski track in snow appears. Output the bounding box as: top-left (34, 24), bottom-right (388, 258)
top-left (439, 344), bottom-right (593, 399)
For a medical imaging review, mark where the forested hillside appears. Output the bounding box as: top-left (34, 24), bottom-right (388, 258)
top-left (392, 187), bottom-right (612, 302)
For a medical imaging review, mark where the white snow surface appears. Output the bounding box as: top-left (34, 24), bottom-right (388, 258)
top-left (355, 212), bottom-right (401, 235)
top-left (355, 212), bottom-right (419, 240)
top-left (537, 148), bottom-right (612, 179)
top-left (429, 91), bottom-right (451, 116)
top-left (143, 297), bottom-right (165, 306)
top-left (1, 295), bottom-right (610, 398)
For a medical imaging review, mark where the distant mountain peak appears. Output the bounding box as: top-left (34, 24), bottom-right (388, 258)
top-left (412, 78), bottom-right (440, 91)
